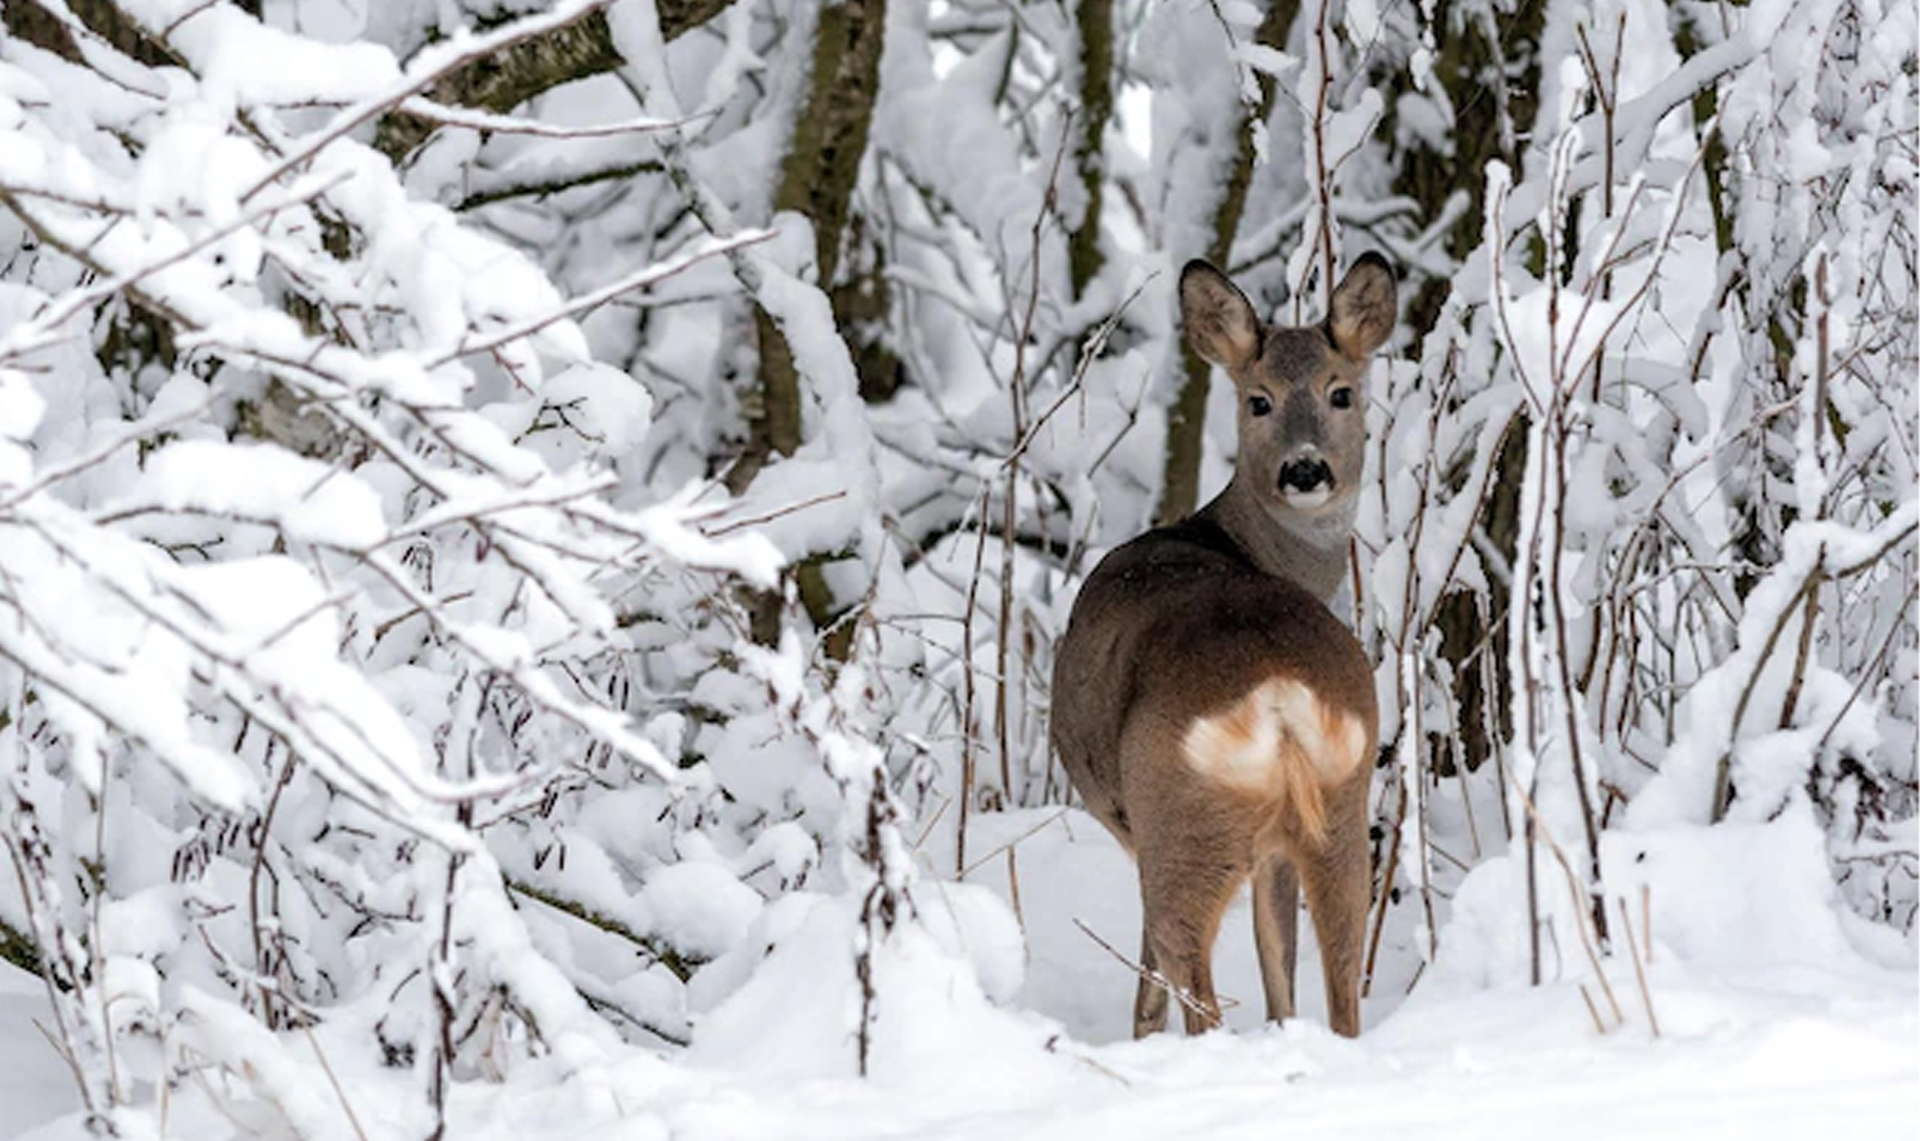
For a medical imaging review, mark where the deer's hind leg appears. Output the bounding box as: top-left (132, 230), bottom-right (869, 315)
top-left (1134, 853), bottom-right (1240, 1036)
top-left (1132, 927), bottom-right (1168, 1036)
top-left (1297, 775), bottom-right (1372, 1037)
top-left (1251, 854), bottom-right (1301, 1024)
top-left (1126, 727), bottom-right (1251, 1037)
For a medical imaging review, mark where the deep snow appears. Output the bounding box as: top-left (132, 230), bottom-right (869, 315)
top-left (4, 805), bottom-right (1915, 1140)
top-left (2, 965), bottom-right (80, 1136)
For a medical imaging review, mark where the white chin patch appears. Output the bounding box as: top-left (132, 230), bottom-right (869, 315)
top-left (1282, 486), bottom-right (1333, 510)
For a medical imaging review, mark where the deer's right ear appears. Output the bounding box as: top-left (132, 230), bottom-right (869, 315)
top-left (1180, 260), bottom-right (1260, 372)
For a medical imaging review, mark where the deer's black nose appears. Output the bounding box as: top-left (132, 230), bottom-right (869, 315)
top-left (1279, 458), bottom-right (1332, 493)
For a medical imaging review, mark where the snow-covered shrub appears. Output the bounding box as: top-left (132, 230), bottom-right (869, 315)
top-left (1357, 0), bottom-right (1918, 981)
top-left (0, 0), bottom-right (1913, 1130)
top-left (0, 1), bottom-right (795, 1132)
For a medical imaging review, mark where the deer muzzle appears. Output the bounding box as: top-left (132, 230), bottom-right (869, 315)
top-left (1279, 457), bottom-right (1333, 495)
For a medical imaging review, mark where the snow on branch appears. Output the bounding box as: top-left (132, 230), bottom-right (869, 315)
top-left (0, 5), bottom-right (796, 1129)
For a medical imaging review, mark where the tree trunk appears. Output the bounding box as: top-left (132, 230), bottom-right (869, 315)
top-left (1068, 0), bottom-right (1115, 302)
top-left (732, 0), bottom-right (887, 495)
top-left (1154, 3), bottom-right (1295, 526)
top-left (1381, 0), bottom-right (1548, 336)
top-left (1372, 0), bottom-right (1545, 774)
top-left (734, 0), bottom-right (889, 649)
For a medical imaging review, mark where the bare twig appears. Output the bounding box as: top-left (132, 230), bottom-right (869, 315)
top-left (960, 807), bottom-right (1067, 879)
top-left (303, 1027), bottom-right (372, 1141)
top-left (1506, 772), bottom-right (1624, 1024)
top-left (503, 877), bottom-right (694, 982)
top-left (1043, 1034), bottom-right (1132, 1086)
top-left (428, 230), bottom-right (774, 367)
top-left (395, 97), bottom-right (700, 139)
top-left (1577, 983), bottom-right (1612, 1034)
top-left (1072, 918), bottom-right (1233, 1023)
top-left (957, 483), bottom-right (992, 875)
top-left (1615, 896), bottom-right (1659, 1037)
top-left (702, 490), bottom-right (849, 538)
top-left (1640, 882), bottom-right (1653, 964)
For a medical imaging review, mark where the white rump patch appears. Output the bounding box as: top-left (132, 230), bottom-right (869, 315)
top-left (1181, 677), bottom-right (1367, 793)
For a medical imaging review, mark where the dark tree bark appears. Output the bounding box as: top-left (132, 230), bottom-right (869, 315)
top-left (373, 0), bottom-right (738, 163)
top-left (1068, 0), bottom-right (1115, 302)
top-left (1373, 0), bottom-right (1547, 775)
top-left (5, 0), bottom-right (734, 165)
top-left (1380, 0), bottom-right (1548, 335)
top-left (1154, 2), bottom-right (1296, 526)
top-left (732, 0), bottom-right (887, 496)
top-left (3, 0), bottom-right (82, 61)
top-left (4, 0), bottom-right (172, 66)
top-left (726, 0), bottom-right (888, 650)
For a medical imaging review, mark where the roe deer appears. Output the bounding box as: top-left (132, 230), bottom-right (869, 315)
top-left (1051, 254), bottom-right (1395, 1038)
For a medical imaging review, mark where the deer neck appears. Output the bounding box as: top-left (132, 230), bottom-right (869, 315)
top-left (1198, 478), bottom-right (1354, 602)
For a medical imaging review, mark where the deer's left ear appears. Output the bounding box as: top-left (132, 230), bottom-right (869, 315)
top-left (1326, 252), bottom-right (1397, 361)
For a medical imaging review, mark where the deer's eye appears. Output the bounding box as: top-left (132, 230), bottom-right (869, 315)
top-left (1329, 387), bottom-right (1354, 410)
top-left (1248, 394), bottom-right (1273, 417)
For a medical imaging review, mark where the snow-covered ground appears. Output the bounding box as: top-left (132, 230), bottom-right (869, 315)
top-left (5, 805), bottom-right (1916, 1140)
top-left (4, 961), bottom-right (1911, 1140)
top-left (2, 966), bottom-right (81, 1137)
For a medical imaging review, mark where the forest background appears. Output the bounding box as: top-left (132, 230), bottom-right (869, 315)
top-left (0, 0), bottom-right (1913, 1137)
